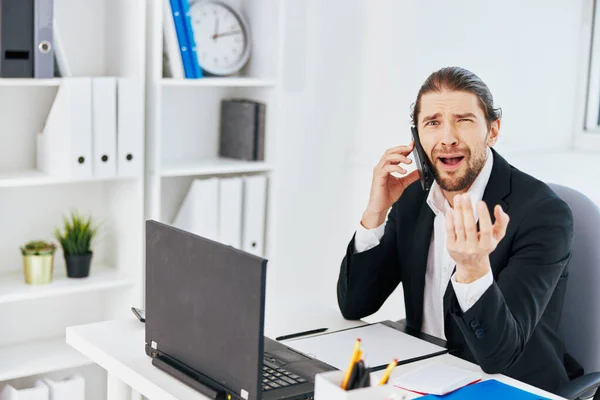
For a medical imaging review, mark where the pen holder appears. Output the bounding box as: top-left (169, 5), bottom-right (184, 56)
top-left (314, 370), bottom-right (413, 400)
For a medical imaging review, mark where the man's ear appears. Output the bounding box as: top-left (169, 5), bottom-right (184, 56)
top-left (487, 119), bottom-right (500, 147)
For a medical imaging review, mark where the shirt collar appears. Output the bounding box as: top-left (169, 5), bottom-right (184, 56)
top-left (426, 147), bottom-right (494, 218)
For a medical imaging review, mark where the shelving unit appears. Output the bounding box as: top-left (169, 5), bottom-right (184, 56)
top-left (0, 0), bottom-right (146, 397)
top-left (145, 0), bottom-right (284, 262)
top-left (0, 0), bottom-right (286, 397)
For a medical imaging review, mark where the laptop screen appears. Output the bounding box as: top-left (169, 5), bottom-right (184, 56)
top-left (145, 220), bottom-right (266, 400)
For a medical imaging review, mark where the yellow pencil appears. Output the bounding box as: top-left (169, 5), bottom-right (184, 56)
top-left (341, 338), bottom-right (361, 389)
top-left (378, 358), bottom-right (398, 385)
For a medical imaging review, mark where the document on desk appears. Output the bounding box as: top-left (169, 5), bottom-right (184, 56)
top-left (284, 322), bottom-right (447, 370)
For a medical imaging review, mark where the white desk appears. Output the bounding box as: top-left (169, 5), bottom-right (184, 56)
top-left (66, 297), bottom-right (565, 400)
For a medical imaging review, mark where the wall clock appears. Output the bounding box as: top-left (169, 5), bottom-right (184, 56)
top-left (188, 0), bottom-right (251, 76)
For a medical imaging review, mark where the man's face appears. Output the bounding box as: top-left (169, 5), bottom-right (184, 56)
top-left (417, 90), bottom-right (499, 192)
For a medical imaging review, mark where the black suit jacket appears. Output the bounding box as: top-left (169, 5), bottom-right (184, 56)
top-left (337, 149), bottom-right (575, 394)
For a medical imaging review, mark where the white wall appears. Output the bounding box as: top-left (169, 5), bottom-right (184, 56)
top-left (267, 0), bottom-right (365, 308)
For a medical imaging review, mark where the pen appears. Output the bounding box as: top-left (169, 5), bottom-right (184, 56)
top-left (347, 360), bottom-right (361, 390)
top-left (275, 327), bottom-right (328, 341)
top-left (378, 358), bottom-right (398, 385)
top-left (342, 338), bottom-right (362, 389)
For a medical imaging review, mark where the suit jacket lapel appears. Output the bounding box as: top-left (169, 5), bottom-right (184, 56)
top-left (409, 199), bottom-right (435, 331)
top-left (481, 148), bottom-right (511, 223)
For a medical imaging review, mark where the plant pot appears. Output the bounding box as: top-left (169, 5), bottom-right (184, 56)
top-left (65, 252), bottom-right (93, 278)
top-left (22, 254), bottom-right (54, 284)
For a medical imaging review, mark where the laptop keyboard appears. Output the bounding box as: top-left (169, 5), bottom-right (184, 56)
top-left (262, 357), bottom-right (307, 391)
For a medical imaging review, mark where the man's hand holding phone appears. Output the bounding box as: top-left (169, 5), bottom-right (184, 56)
top-left (361, 142), bottom-right (420, 229)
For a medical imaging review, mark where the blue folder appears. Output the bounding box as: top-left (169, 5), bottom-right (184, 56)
top-left (179, 0), bottom-right (203, 78)
top-left (169, 0), bottom-right (194, 78)
top-left (418, 379), bottom-right (551, 400)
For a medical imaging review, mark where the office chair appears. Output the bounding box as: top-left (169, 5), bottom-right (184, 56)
top-left (549, 183), bottom-right (600, 400)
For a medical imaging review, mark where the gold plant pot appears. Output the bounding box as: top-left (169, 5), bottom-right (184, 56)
top-left (22, 254), bottom-right (54, 284)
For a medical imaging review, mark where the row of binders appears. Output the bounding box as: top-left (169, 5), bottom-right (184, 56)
top-left (172, 175), bottom-right (268, 257)
top-left (0, 374), bottom-right (84, 400)
top-left (36, 77), bottom-right (144, 180)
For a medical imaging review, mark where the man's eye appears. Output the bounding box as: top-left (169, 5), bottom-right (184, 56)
top-left (458, 118), bottom-right (473, 122)
top-left (426, 121), bottom-right (439, 126)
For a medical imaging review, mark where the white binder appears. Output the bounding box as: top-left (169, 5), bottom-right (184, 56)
top-left (218, 177), bottom-right (243, 249)
top-left (116, 78), bottom-right (144, 178)
top-left (37, 77), bottom-right (93, 180)
top-left (173, 178), bottom-right (219, 241)
top-left (92, 77), bottom-right (117, 178)
top-left (43, 374), bottom-right (85, 400)
top-left (162, 0), bottom-right (184, 79)
top-left (0, 381), bottom-right (48, 400)
top-left (242, 175), bottom-right (268, 256)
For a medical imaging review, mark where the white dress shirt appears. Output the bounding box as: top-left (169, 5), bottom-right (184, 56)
top-left (354, 148), bottom-right (495, 340)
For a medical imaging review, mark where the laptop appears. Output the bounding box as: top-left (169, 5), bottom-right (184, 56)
top-left (144, 220), bottom-right (336, 400)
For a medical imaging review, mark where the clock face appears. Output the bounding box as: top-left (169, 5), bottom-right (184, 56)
top-left (189, 1), bottom-right (251, 76)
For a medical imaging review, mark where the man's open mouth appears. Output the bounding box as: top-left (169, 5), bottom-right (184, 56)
top-left (439, 156), bottom-right (464, 166)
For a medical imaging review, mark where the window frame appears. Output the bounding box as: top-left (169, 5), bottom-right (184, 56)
top-left (576, 0), bottom-right (600, 150)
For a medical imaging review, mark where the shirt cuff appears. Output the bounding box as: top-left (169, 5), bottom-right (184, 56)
top-left (451, 269), bottom-right (494, 312)
top-left (353, 221), bottom-right (386, 253)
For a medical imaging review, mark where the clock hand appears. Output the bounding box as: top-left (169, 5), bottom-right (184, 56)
top-left (213, 30), bottom-right (242, 39)
top-left (213, 17), bottom-right (219, 42)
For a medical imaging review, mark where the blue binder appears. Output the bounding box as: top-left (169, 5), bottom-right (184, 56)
top-left (169, 0), bottom-right (194, 78)
top-left (179, 0), bottom-right (203, 78)
top-left (419, 379), bottom-right (551, 400)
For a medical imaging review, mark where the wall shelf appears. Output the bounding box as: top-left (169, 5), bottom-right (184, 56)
top-left (0, 265), bottom-right (133, 306)
top-left (0, 170), bottom-right (139, 188)
top-left (0, 336), bottom-right (92, 382)
top-left (159, 158), bottom-right (273, 178)
top-left (161, 77), bottom-right (277, 88)
top-left (0, 78), bottom-right (61, 87)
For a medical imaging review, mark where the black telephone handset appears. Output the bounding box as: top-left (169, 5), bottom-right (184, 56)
top-left (411, 126), bottom-right (434, 191)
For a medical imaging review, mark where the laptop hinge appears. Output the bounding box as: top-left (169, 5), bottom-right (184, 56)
top-left (152, 355), bottom-right (229, 400)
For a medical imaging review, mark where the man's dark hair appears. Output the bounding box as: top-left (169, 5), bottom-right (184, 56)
top-left (410, 67), bottom-right (502, 129)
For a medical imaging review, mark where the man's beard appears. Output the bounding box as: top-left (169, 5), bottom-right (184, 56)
top-left (430, 144), bottom-right (488, 192)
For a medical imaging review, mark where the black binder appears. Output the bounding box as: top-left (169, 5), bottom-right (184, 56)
top-left (0, 0), bottom-right (35, 78)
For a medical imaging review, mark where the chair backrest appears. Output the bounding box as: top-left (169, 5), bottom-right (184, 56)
top-left (551, 183), bottom-right (600, 374)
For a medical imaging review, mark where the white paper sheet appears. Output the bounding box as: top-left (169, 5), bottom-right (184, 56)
top-left (393, 362), bottom-right (481, 395)
top-left (285, 323), bottom-right (446, 370)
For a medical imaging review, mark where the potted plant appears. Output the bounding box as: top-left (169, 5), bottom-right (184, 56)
top-left (20, 240), bottom-right (56, 285)
top-left (54, 211), bottom-right (98, 278)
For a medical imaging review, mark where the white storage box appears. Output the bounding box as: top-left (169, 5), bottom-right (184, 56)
top-left (314, 370), bottom-right (415, 400)
top-left (42, 375), bottom-right (85, 400)
top-left (0, 381), bottom-right (48, 400)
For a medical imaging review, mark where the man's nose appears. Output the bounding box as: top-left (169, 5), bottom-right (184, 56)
top-left (440, 124), bottom-right (458, 146)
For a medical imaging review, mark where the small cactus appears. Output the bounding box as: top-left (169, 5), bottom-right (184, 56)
top-left (21, 240), bottom-right (57, 256)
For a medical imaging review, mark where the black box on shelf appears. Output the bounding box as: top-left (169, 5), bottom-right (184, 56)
top-left (218, 99), bottom-right (266, 161)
